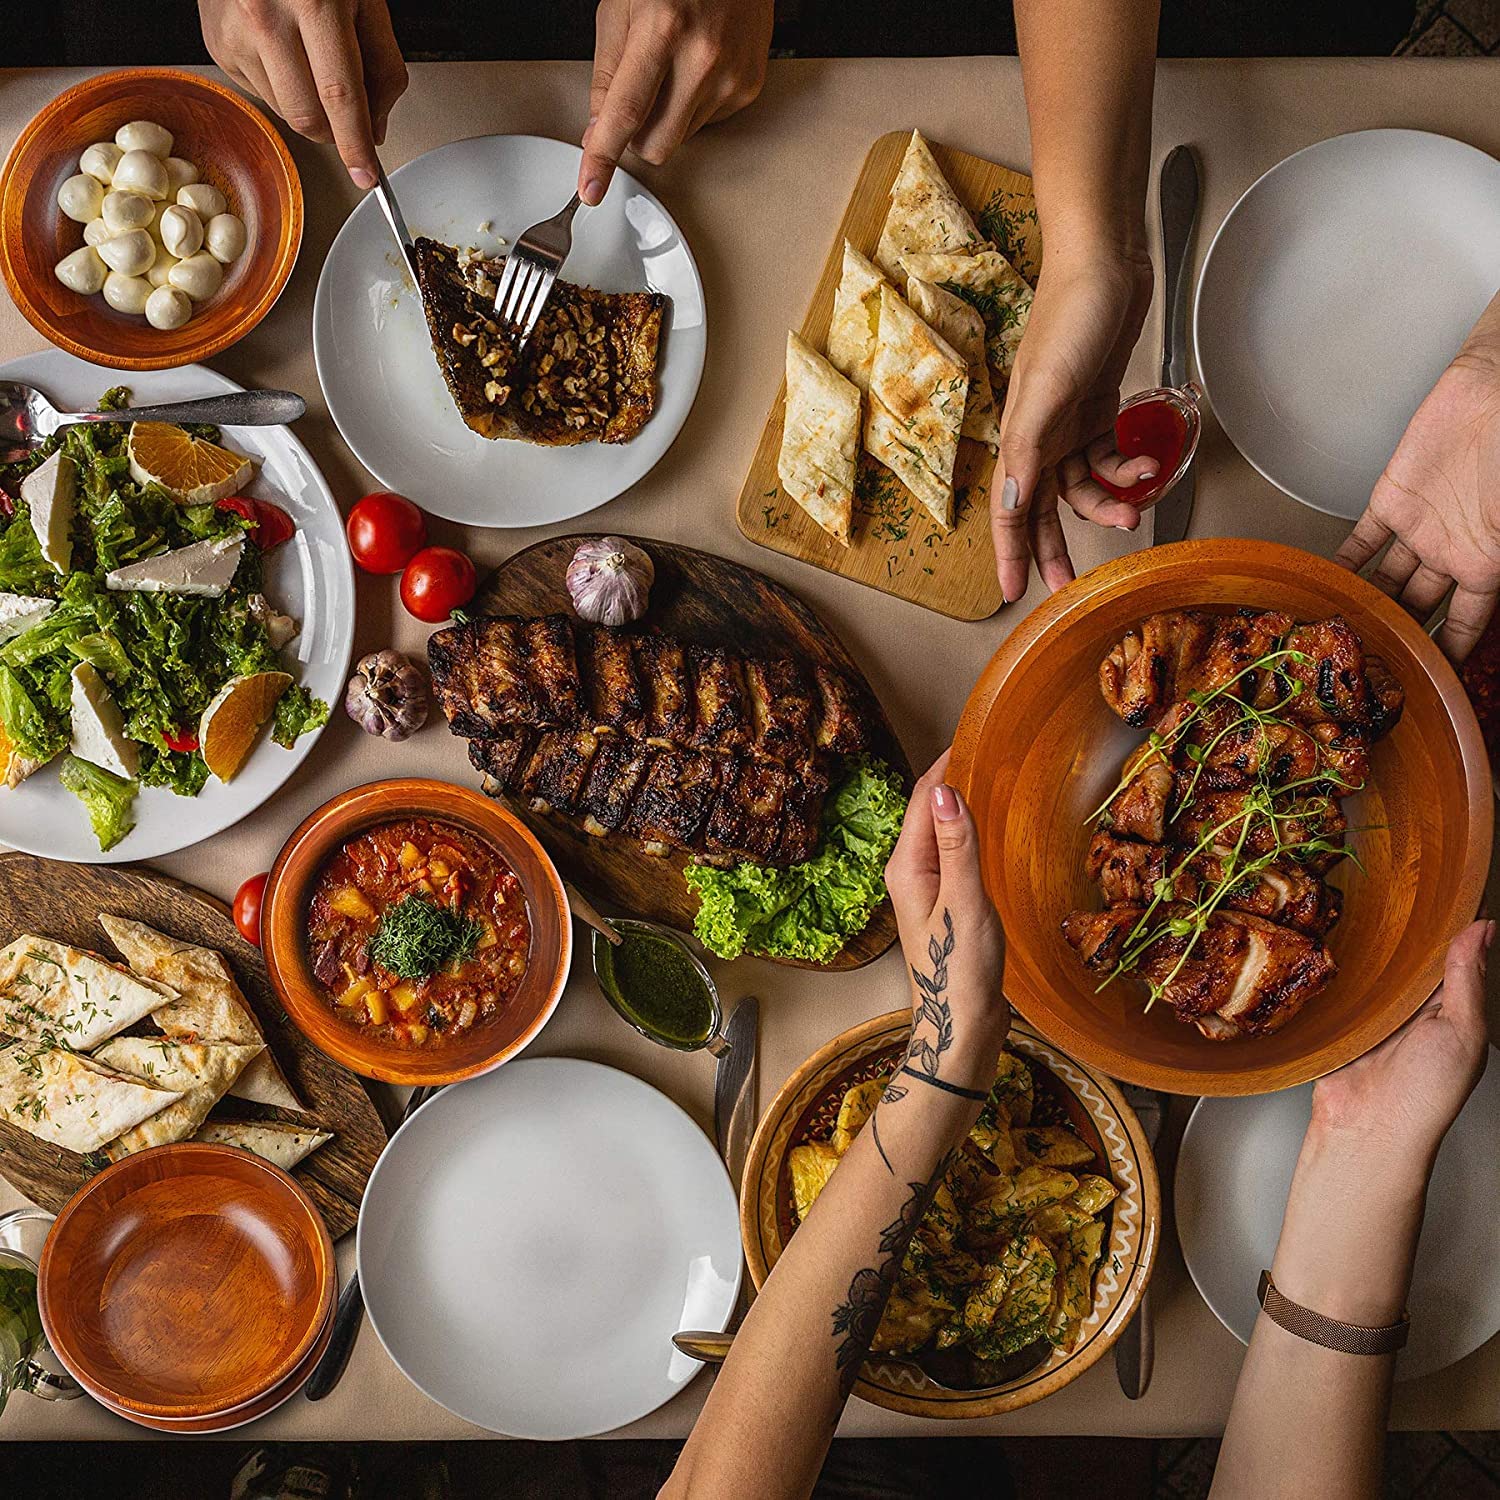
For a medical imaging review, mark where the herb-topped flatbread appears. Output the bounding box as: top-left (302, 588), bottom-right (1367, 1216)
top-left (0, 937), bottom-right (176, 1052)
top-left (874, 131), bottom-right (984, 289)
top-left (779, 332), bottom-right (861, 546)
top-left (906, 276), bottom-right (1003, 450)
top-left (195, 1119), bottom-right (333, 1170)
top-left (0, 1041), bottom-right (176, 1154)
top-left (898, 249), bottom-right (1034, 389)
top-left (827, 243), bottom-right (889, 394)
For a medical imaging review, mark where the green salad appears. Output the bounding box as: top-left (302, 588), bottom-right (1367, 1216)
top-left (0, 389), bottom-right (328, 850)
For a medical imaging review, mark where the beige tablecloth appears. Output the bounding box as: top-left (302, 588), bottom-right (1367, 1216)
top-left (2, 56), bottom-right (1498, 1441)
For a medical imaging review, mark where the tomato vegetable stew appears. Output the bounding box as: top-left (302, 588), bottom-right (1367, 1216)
top-left (306, 817), bottom-right (531, 1046)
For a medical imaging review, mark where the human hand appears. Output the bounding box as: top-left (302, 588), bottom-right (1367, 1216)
top-left (199, 0), bottom-right (407, 188)
top-left (993, 245), bottom-right (1154, 604)
top-left (578, 0), bottom-right (773, 206)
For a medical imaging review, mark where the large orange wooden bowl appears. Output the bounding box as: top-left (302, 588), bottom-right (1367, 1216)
top-left (951, 540), bottom-right (1492, 1097)
top-left (263, 779), bottom-right (572, 1086)
top-left (1, 69), bottom-right (302, 370)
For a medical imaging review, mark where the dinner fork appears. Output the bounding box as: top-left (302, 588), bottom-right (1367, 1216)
top-left (492, 193), bottom-right (583, 355)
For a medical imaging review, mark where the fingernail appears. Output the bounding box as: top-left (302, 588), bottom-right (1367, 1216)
top-left (1001, 476), bottom-right (1019, 511)
top-left (1116, 525), bottom-right (1134, 533)
top-left (1485, 920), bottom-right (1496, 951)
top-left (350, 167), bottom-right (375, 190)
top-left (1140, 465), bottom-right (1159, 479)
top-left (582, 178), bottom-right (605, 206)
top-left (932, 784), bottom-right (962, 821)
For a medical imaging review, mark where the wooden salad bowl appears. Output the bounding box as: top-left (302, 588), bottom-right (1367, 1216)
top-left (37, 1143), bottom-right (335, 1419)
top-left (0, 68), bottom-right (302, 370)
top-left (263, 779), bottom-right (572, 1086)
top-left (951, 539), bottom-right (1492, 1097)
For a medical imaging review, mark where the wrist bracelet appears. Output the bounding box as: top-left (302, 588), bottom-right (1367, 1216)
top-left (1257, 1271), bottom-right (1410, 1355)
top-left (898, 1066), bottom-right (990, 1102)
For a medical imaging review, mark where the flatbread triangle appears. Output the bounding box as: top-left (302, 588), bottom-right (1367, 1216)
top-left (778, 331), bottom-right (861, 546)
top-left (874, 130), bottom-right (985, 288)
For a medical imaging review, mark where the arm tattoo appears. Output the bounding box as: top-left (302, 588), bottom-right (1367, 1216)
top-left (877, 908), bottom-right (957, 1133)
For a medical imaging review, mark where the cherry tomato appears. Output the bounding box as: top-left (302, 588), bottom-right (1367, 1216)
top-left (401, 546), bottom-right (477, 623)
top-left (347, 492), bottom-right (428, 574)
top-left (233, 872), bottom-right (269, 947)
top-left (162, 725), bottom-right (200, 753)
top-left (217, 495), bottom-right (296, 550)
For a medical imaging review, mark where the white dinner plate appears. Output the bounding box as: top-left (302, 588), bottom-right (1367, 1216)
top-left (1175, 1051), bottom-right (1500, 1381)
top-left (1194, 129), bottom-right (1500, 519)
top-left (358, 1057), bottom-right (741, 1439)
top-left (312, 135), bottom-right (706, 528)
top-left (0, 347), bottom-right (353, 863)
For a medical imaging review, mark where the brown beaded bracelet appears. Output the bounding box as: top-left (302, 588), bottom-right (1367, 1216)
top-left (1257, 1271), bottom-right (1410, 1355)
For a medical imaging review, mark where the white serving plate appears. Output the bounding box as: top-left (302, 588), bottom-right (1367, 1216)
top-left (312, 135), bottom-right (706, 528)
top-left (1194, 129), bottom-right (1500, 520)
top-left (0, 347), bottom-right (353, 863)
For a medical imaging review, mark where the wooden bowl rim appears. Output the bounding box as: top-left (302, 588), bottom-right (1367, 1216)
top-left (0, 67), bottom-right (303, 371)
top-left (37, 1142), bottom-right (336, 1416)
top-left (263, 777), bottom-right (573, 1086)
top-left (739, 1009), bottom-right (1161, 1418)
top-left (950, 538), bottom-right (1493, 1096)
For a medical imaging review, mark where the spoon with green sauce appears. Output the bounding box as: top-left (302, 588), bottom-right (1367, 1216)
top-left (591, 919), bottom-right (728, 1055)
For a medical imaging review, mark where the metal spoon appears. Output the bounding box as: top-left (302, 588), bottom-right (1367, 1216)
top-left (0, 382), bottom-right (306, 463)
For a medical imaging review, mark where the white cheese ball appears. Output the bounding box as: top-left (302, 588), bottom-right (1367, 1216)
top-left (102, 270), bottom-right (152, 315)
top-left (58, 173), bottom-right (103, 223)
top-left (112, 149), bottom-right (169, 202)
top-left (168, 250), bottom-right (223, 302)
top-left (176, 181), bottom-right (226, 220)
top-left (54, 245), bottom-right (108, 295)
top-left (159, 204), bottom-right (203, 259)
top-left (114, 120), bottom-right (173, 158)
top-left (146, 248), bottom-right (178, 288)
top-left (82, 217), bottom-right (112, 247)
top-left (203, 212), bottom-right (246, 264)
top-left (79, 141), bottom-right (124, 185)
top-left (96, 228), bottom-right (154, 277)
top-left (145, 285), bottom-right (192, 331)
top-left (101, 188), bottom-right (154, 235)
top-left (164, 156), bottom-right (199, 193)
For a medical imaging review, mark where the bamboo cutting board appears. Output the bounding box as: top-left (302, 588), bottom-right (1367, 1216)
top-left (735, 130), bottom-right (1043, 621)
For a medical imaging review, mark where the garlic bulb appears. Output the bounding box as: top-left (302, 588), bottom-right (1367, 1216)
top-left (344, 649), bottom-right (429, 741)
top-left (565, 537), bottom-right (654, 627)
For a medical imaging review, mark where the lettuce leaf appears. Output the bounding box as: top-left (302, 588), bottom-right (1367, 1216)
top-left (0, 663), bottom-right (63, 763)
top-left (272, 684), bottom-right (330, 748)
top-left (58, 754), bottom-right (137, 850)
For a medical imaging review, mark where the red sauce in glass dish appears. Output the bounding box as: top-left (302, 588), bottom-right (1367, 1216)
top-left (1093, 397), bottom-right (1189, 503)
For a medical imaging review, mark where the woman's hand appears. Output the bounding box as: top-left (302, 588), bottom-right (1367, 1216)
top-left (199, 0), bottom-right (407, 189)
top-left (578, 0), bottom-right (773, 206)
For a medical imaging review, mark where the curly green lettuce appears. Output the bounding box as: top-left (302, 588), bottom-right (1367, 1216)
top-left (58, 754), bottom-right (138, 851)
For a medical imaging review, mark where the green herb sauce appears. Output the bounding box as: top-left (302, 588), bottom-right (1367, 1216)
top-left (596, 929), bottom-right (714, 1046)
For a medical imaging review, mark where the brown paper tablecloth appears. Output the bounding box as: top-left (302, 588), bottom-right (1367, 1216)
top-left (2, 56), bottom-right (1498, 1441)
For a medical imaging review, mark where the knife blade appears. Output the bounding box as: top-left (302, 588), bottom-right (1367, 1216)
top-left (1151, 144), bottom-right (1200, 548)
top-left (1114, 1084), bottom-right (1167, 1399)
top-left (714, 996), bottom-right (759, 1191)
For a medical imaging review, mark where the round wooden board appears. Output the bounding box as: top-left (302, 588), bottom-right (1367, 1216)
top-left (470, 534), bottom-right (912, 970)
top-left (0, 854), bottom-right (386, 1238)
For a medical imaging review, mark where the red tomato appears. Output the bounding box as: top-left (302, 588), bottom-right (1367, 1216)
top-left (401, 546), bottom-right (477, 623)
top-left (347, 492), bottom-right (428, 574)
top-left (233, 872), bottom-right (269, 947)
top-left (162, 725), bottom-right (200, 753)
top-left (217, 496), bottom-right (296, 549)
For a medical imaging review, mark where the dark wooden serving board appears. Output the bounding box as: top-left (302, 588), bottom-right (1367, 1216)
top-left (470, 535), bottom-right (912, 970)
top-left (0, 856), bottom-right (386, 1238)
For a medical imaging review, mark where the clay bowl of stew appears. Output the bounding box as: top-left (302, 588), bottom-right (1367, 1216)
top-left (263, 779), bottom-right (572, 1086)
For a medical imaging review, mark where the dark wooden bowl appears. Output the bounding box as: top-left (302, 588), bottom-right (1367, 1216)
top-left (0, 69), bottom-right (301, 370)
top-left (37, 1143), bottom-right (335, 1418)
top-left (262, 779), bottom-right (573, 1086)
top-left (951, 540), bottom-right (1493, 1097)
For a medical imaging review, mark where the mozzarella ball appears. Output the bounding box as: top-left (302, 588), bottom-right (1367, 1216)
top-left (145, 285), bottom-right (192, 331)
top-left (112, 149), bottom-right (169, 201)
top-left (79, 141), bottom-right (124, 185)
top-left (176, 181), bottom-right (226, 220)
top-left (101, 188), bottom-right (154, 235)
top-left (114, 120), bottom-right (173, 158)
top-left (165, 156), bottom-right (199, 192)
top-left (168, 250), bottom-right (223, 302)
top-left (203, 212), bottom-right (246, 264)
top-left (102, 271), bottom-right (152, 315)
top-left (82, 217), bottom-right (112, 247)
top-left (54, 245), bottom-right (107, 295)
top-left (58, 173), bottom-right (103, 223)
top-left (159, 204), bottom-right (203, 259)
top-left (96, 228), bottom-right (154, 277)
top-left (146, 248), bottom-right (178, 288)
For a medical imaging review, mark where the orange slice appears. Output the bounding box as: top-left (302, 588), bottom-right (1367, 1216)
top-left (199, 672), bottom-right (292, 782)
top-left (127, 422), bottom-right (255, 505)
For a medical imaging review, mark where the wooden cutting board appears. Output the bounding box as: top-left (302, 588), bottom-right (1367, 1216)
top-left (471, 534), bottom-right (911, 970)
top-left (0, 856), bottom-right (386, 1238)
top-left (735, 130), bottom-right (1044, 622)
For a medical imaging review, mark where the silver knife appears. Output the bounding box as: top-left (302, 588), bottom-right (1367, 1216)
top-left (1151, 144), bottom-right (1200, 547)
top-left (1114, 1084), bottom-right (1167, 1399)
top-left (714, 996), bottom-right (759, 1191)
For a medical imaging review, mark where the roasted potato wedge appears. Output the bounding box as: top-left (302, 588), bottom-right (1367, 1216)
top-left (789, 1140), bottom-right (841, 1221)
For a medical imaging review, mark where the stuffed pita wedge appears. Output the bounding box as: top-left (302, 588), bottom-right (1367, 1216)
top-left (195, 1119), bottom-right (333, 1170)
top-left (99, 914), bottom-right (302, 1112)
top-left (827, 243), bottom-right (889, 393)
top-left (0, 1040), bottom-right (176, 1155)
top-left (778, 332), bottom-right (860, 546)
top-left (874, 131), bottom-right (984, 288)
top-left (0, 936), bottom-right (177, 1052)
top-left (906, 276), bottom-right (1003, 449)
top-left (898, 249), bottom-right (1033, 389)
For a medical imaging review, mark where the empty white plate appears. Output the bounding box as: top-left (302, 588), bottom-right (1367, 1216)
top-left (312, 135), bottom-right (706, 528)
top-left (1194, 129), bottom-right (1500, 519)
top-left (1175, 1051), bottom-right (1500, 1381)
top-left (357, 1057), bottom-right (741, 1439)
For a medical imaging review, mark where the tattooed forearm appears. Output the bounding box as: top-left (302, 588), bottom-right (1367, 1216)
top-left (881, 909), bottom-right (958, 1111)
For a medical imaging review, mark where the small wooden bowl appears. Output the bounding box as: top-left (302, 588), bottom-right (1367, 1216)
top-left (37, 1144), bottom-right (335, 1419)
top-left (0, 69), bottom-right (302, 370)
top-left (263, 779), bottom-right (573, 1086)
top-left (951, 540), bottom-right (1493, 1097)
top-left (741, 1012), bottom-right (1160, 1419)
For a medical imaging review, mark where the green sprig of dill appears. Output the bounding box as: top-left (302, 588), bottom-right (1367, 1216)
top-left (366, 894), bottom-right (481, 980)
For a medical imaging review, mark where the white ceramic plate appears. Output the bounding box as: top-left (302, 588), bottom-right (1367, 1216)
top-left (0, 348), bottom-right (353, 863)
top-left (1194, 129), bottom-right (1500, 520)
top-left (312, 135), bottom-right (706, 528)
top-left (1175, 1051), bottom-right (1500, 1381)
top-left (358, 1057), bottom-right (741, 1439)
